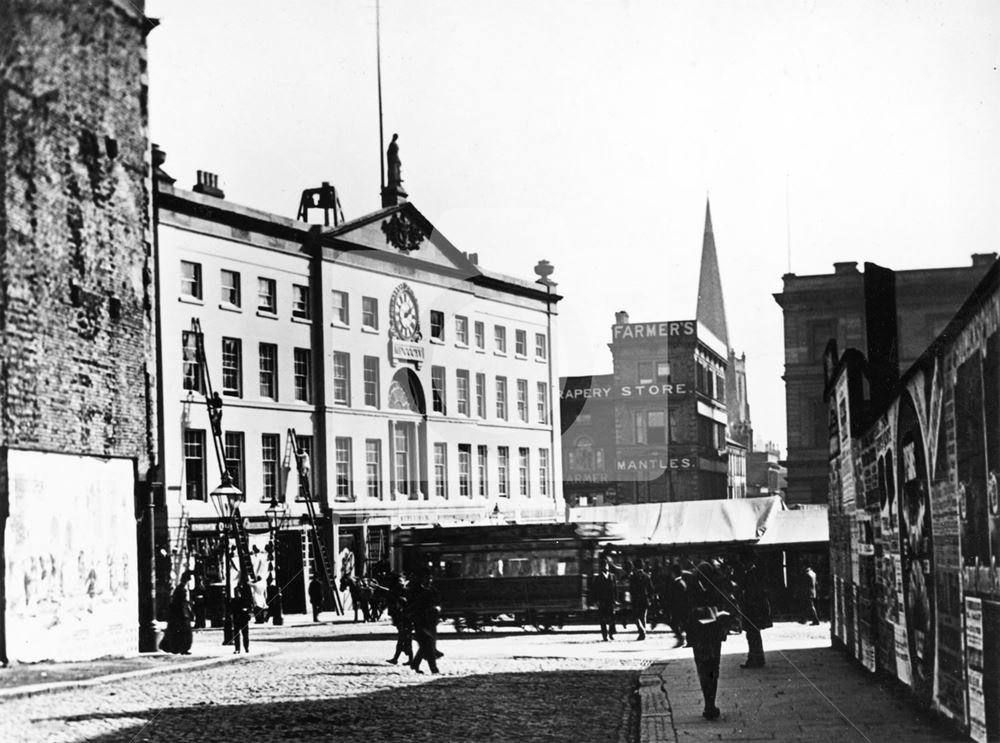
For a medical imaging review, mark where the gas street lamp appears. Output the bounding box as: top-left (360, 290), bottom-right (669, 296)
top-left (210, 474), bottom-right (242, 646)
top-left (265, 493), bottom-right (289, 626)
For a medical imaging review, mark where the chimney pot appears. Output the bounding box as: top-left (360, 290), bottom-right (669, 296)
top-left (615, 311), bottom-right (630, 325)
top-left (193, 170), bottom-right (225, 199)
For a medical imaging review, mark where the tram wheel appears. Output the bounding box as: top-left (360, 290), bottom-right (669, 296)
top-left (532, 612), bottom-right (556, 633)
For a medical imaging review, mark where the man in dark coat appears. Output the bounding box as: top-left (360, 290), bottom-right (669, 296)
top-left (409, 573), bottom-right (441, 674)
top-left (737, 553), bottom-right (772, 668)
top-left (666, 562), bottom-right (690, 647)
top-left (230, 582), bottom-right (254, 654)
top-left (803, 563), bottom-right (820, 625)
top-left (631, 558), bottom-right (654, 641)
top-left (591, 559), bottom-right (618, 641)
top-left (308, 576), bottom-right (323, 622)
top-left (384, 573), bottom-right (414, 665)
top-left (686, 560), bottom-right (731, 721)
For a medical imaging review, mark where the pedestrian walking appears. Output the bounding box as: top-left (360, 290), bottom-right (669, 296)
top-left (649, 558), bottom-right (668, 629)
top-left (190, 576), bottom-right (207, 630)
top-left (591, 559), bottom-right (618, 641)
top-left (631, 558), bottom-right (654, 641)
top-left (384, 573), bottom-right (414, 666)
top-left (685, 560), bottom-right (732, 721)
top-left (159, 583), bottom-right (193, 655)
top-left (230, 581), bottom-right (254, 654)
top-left (737, 552), bottom-right (772, 668)
top-left (265, 577), bottom-right (282, 624)
top-left (803, 563), bottom-right (820, 625)
top-left (666, 563), bottom-right (690, 647)
top-left (309, 576), bottom-right (323, 622)
top-left (409, 572), bottom-right (441, 674)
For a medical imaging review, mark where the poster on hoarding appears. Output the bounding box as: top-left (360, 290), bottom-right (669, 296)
top-left (955, 322), bottom-right (1000, 600)
top-left (832, 578), bottom-right (840, 639)
top-left (893, 554), bottom-right (906, 623)
top-left (894, 623), bottom-right (912, 686)
top-left (834, 577), bottom-right (846, 644)
top-left (3, 450), bottom-right (138, 663)
top-left (897, 389), bottom-right (936, 705)
top-left (966, 597), bottom-right (986, 743)
top-left (853, 584), bottom-right (861, 658)
top-left (861, 634), bottom-right (876, 672)
top-left (857, 512), bottom-right (875, 556)
top-left (837, 374), bottom-right (856, 511)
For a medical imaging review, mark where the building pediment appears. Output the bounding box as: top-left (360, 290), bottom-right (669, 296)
top-left (321, 201), bottom-right (481, 277)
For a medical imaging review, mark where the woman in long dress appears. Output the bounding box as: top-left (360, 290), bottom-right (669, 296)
top-left (160, 584), bottom-right (194, 655)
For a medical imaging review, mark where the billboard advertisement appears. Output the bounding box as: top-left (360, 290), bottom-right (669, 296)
top-left (829, 270), bottom-right (1000, 736)
top-left (3, 450), bottom-right (138, 662)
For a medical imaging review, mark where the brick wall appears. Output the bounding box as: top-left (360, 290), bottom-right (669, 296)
top-left (0, 0), bottom-right (156, 472)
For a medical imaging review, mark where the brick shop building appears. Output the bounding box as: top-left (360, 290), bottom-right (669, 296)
top-left (561, 202), bottom-right (748, 506)
top-left (774, 255), bottom-right (995, 506)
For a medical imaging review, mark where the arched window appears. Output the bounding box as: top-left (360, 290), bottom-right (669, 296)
top-left (569, 436), bottom-right (603, 471)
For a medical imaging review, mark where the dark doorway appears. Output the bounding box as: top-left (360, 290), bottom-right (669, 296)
top-left (277, 530), bottom-right (305, 614)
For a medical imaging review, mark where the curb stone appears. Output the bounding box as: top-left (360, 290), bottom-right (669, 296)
top-left (640, 661), bottom-right (675, 743)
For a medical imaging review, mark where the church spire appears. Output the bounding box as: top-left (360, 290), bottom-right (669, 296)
top-left (696, 198), bottom-right (729, 348)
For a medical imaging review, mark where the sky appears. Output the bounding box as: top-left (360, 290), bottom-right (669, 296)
top-left (146, 0), bottom-right (1000, 454)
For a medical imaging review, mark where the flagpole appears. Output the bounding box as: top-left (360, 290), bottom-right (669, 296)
top-left (376, 0), bottom-right (385, 192)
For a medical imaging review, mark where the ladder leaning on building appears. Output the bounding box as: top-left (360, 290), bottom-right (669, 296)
top-left (287, 428), bottom-right (342, 615)
top-left (190, 318), bottom-right (258, 641)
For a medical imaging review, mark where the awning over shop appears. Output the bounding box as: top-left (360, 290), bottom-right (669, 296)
top-left (568, 496), bottom-right (827, 548)
top-left (755, 506), bottom-right (829, 547)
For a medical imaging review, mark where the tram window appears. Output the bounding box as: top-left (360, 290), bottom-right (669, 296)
top-left (506, 557), bottom-right (531, 577)
top-left (466, 553), bottom-right (488, 578)
top-left (440, 554), bottom-right (463, 578)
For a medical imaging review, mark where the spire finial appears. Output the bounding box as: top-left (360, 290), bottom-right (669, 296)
top-left (696, 199), bottom-right (729, 348)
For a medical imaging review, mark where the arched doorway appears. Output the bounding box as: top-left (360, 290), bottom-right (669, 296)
top-left (387, 368), bottom-right (427, 500)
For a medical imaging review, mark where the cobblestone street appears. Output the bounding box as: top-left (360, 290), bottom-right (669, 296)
top-left (3, 619), bottom-right (662, 743)
top-left (3, 620), bottom-right (965, 742)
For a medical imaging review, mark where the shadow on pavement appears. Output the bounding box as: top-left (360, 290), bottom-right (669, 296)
top-left (39, 668), bottom-right (637, 743)
top-left (690, 646), bottom-right (969, 741)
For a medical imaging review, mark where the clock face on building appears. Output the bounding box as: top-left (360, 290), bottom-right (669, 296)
top-left (389, 283), bottom-right (421, 341)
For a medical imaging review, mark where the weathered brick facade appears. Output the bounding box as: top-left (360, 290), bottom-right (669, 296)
top-left (0, 0), bottom-right (156, 466)
top-left (0, 0), bottom-right (158, 659)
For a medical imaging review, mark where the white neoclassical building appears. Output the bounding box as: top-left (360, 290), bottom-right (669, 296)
top-left (153, 164), bottom-right (562, 614)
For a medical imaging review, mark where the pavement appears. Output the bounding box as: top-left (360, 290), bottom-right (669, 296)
top-left (0, 615), bottom-right (297, 698)
top-left (639, 623), bottom-right (968, 743)
top-left (0, 618), bottom-right (972, 742)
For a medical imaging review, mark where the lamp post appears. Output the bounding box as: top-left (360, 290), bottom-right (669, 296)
top-left (210, 475), bottom-right (243, 646)
top-left (265, 493), bottom-right (289, 626)
top-left (534, 260), bottom-right (559, 517)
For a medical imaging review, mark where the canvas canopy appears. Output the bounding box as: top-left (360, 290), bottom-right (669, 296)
top-left (568, 496), bottom-right (827, 548)
top-left (755, 506), bottom-right (829, 547)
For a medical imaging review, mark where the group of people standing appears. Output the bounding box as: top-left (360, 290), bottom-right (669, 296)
top-left (159, 574), bottom-right (259, 656)
top-left (592, 550), bottom-right (822, 721)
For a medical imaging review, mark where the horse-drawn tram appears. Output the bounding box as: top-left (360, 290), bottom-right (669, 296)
top-left (394, 521), bottom-right (619, 631)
